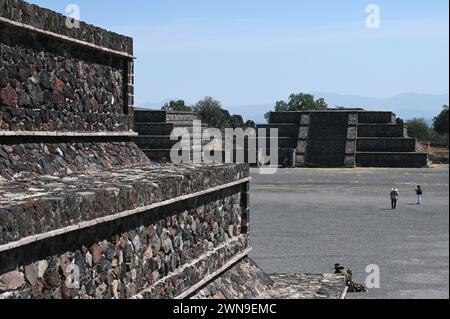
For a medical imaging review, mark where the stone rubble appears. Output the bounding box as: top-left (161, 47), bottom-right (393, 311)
top-left (191, 257), bottom-right (347, 300)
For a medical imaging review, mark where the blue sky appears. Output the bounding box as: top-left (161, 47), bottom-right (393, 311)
top-left (27, 1), bottom-right (449, 107)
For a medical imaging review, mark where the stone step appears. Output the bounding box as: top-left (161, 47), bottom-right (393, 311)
top-left (142, 148), bottom-right (203, 161)
top-left (269, 112), bottom-right (303, 124)
top-left (358, 111), bottom-right (396, 124)
top-left (134, 123), bottom-right (207, 136)
top-left (134, 110), bottom-right (168, 123)
top-left (256, 124), bottom-right (299, 137)
top-left (166, 112), bottom-right (200, 123)
top-left (142, 149), bottom-right (172, 161)
top-left (135, 136), bottom-right (208, 149)
top-left (358, 124), bottom-right (407, 138)
top-left (134, 109), bottom-right (201, 125)
top-left (355, 152), bottom-right (428, 168)
top-left (134, 123), bottom-right (175, 135)
top-left (357, 138), bottom-right (416, 152)
top-left (255, 137), bottom-right (298, 149)
top-left (142, 147), bottom-right (295, 165)
top-left (136, 139), bottom-right (177, 150)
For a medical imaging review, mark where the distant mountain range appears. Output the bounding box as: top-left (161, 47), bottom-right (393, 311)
top-left (139, 92), bottom-right (449, 125)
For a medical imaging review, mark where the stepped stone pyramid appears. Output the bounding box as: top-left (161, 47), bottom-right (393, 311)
top-left (259, 110), bottom-right (428, 168)
top-left (133, 109), bottom-right (207, 161)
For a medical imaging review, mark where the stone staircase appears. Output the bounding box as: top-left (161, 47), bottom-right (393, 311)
top-left (304, 112), bottom-right (349, 167)
top-left (256, 122), bottom-right (299, 166)
top-left (355, 112), bottom-right (428, 168)
top-left (133, 109), bottom-right (206, 161)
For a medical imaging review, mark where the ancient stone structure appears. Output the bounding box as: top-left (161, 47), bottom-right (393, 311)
top-left (0, 0), bottom-right (346, 299)
top-left (133, 108), bottom-right (206, 161)
top-left (191, 257), bottom-right (347, 299)
top-left (261, 110), bottom-right (428, 168)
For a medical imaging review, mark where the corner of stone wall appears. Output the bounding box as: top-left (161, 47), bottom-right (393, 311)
top-left (295, 113), bottom-right (310, 167)
top-left (344, 113), bottom-right (358, 168)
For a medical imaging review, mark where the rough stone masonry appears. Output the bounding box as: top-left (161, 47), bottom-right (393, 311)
top-left (0, 0), bottom-right (345, 299)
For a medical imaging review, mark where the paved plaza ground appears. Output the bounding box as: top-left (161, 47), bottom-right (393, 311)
top-left (249, 167), bottom-right (449, 299)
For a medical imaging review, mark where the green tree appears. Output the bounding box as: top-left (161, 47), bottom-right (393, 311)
top-left (229, 114), bottom-right (245, 129)
top-left (193, 97), bottom-right (227, 128)
top-left (287, 93), bottom-right (328, 111)
top-left (191, 97), bottom-right (255, 130)
top-left (244, 120), bottom-right (256, 129)
top-left (274, 100), bottom-right (289, 112)
top-left (265, 93), bottom-right (328, 123)
top-left (316, 98), bottom-right (328, 110)
top-left (433, 105), bottom-right (449, 136)
top-left (407, 118), bottom-right (432, 141)
top-left (161, 100), bottom-right (192, 112)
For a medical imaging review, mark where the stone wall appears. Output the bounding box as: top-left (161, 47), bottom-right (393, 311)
top-left (0, 1), bottom-right (134, 133)
top-left (0, 182), bottom-right (248, 299)
top-left (357, 124), bottom-right (406, 138)
top-left (0, 141), bottom-right (148, 180)
top-left (0, 0), bottom-right (133, 54)
top-left (357, 138), bottom-right (416, 153)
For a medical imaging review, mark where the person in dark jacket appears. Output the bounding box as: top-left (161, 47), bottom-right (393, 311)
top-left (416, 185), bottom-right (423, 205)
top-left (390, 188), bottom-right (399, 210)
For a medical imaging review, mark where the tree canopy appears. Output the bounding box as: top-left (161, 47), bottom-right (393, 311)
top-left (192, 97), bottom-right (226, 128)
top-left (407, 118), bottom-right (433, 141)
top-left (189, 97), bottom-right (254, 130)
top-left (433, 105), bottom-right (449, 136)
top-left (161, 100), bottom-right (192, 112)
top-left (266, 93), bottom-right (328, 121)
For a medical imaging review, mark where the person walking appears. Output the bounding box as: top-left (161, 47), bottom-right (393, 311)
top-left (390, 188), bottom-right (399, 210)
top-left (416, 185), bottom-right (423, 205)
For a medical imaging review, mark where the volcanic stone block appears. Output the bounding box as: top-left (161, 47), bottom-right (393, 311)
top-left (134, 110), bottom-right (168, 123)
top-left (166, 112), bottom-right (200, 123)
top-left (298, 127), bottom-right (309, 139)
top-left (345, 141), bottom-right (356, 154)
top-left (0, 142), bottom-right (150, 180)
top-left (357, 138), bottom-right (417, 152)
top-left (257, 124), bottom-right (299, 138)
top-left (356, 152), bottom-right (428, 168)
top-left (358, 112), bottom-right (395, 124)
top-left (347, 127), bottom-right (357, 139)
top-left (296, 155), bottom-right (306, 166)
top-left (344, 156), bottom-right (356, 167)
top-left (0, 14), bottom-right (133, 133)
top-left (133, 123), bottom-right (176, 136)
top-left (269, 112), bottom-right (303, 124)
top-left (0, 0), bottom-right (133, 54)
top-left (300, 114), bottom-right (311, 126)
top-left (358, 124), bottom-right (406, 138)
top-left (348, 113), bottom-right (358, 125)
top-left (259, 137), bottom-right (297, 149)
top-left (296, 141), bottom-right (308, 154)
